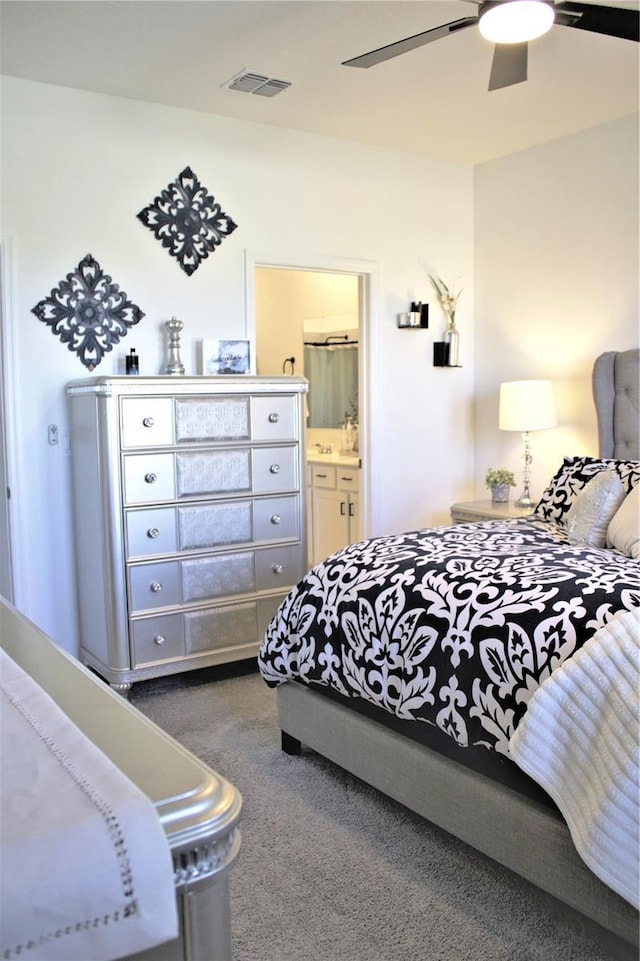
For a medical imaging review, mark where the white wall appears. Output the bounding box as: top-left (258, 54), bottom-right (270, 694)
top-left (0, 77), bottom-right (474, 653)
top-left (473, 114), bottom-right (639, 500)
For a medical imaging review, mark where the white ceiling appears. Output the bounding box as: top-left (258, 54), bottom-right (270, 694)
top-left (0, 0), bottom-right (638, 164)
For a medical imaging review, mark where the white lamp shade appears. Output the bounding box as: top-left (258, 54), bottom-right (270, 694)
top-left (499, 379), bottom-right (557, 432)
top-left (479, 1), bottom-right (555, 44)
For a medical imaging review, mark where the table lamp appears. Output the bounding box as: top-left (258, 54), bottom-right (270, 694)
top-left (499, 380), bottom-right (557, 508)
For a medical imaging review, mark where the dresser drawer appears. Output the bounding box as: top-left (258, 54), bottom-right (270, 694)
top-left (120, 398), bottom-right (174, 448)
top-left (129, 561), bottom-right (180, 612)
top-left (255, 544), bottom-right (302, 592)
top-left (253, 495), bottom-right (300, 542)
top-left (251, 395), bottom-right (297, 441)
top-left (123, 453), bottom-right (175, 504)
top-left (131, 613), bottom-right (185, 667)
top-left (126, 507), bottom-right (177, 558)
top-left (252, 446), bottom-right (298, 493)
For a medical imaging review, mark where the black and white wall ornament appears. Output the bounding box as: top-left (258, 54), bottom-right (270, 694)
top-left (137, 166), bottom-right (238, 276)
top-left (31, 254), bottom-right (145, 371)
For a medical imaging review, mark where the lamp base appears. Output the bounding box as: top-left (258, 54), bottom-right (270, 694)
top-left (515, 494), bottom-right (535, 509)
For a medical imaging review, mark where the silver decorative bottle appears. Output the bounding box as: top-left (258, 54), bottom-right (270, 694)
top-left (164, 317), bottom-right (185, 375)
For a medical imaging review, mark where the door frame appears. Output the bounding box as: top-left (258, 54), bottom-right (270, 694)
top-left (0, 239), bottom-right (26, 605)
top-left (244, 250), bottom-right (378, 540)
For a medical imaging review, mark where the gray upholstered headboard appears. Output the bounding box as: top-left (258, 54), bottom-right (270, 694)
top-left (592, 348), bottom-right (640, 459)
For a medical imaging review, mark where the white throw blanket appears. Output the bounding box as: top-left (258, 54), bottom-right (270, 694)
top-left (0, 650), bottom-right (178, 960)
top-left (509, 607), bottom-right (640, 908)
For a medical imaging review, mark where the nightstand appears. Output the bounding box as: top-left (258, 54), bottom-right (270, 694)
top-left (450, 500), bottom-right (535, 524)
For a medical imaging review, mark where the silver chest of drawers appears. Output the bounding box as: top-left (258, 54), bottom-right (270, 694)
top-left (66, 376), bottom-right (308, 692)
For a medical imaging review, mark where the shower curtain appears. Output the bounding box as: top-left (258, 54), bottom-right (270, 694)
top-left (304, 343), bottom-right (358, 428)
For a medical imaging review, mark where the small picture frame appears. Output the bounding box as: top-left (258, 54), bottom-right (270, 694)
top-left (203, 339), bottom-right (250, 375)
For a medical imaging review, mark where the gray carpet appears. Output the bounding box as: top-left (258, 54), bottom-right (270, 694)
top-left (131, 665), bottom-right (626, 961)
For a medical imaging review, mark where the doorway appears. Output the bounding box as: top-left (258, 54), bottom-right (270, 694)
top-left (247, 255), bottom-right (372, 558)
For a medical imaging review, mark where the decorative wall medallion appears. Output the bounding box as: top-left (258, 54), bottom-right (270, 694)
top-left (31, 254), bottom-right (145, 371)
top-left (137, 166), bottom-right (238, 276)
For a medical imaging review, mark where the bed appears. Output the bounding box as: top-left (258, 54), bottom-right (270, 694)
top-left (258, 348), bottom-right (640, 959)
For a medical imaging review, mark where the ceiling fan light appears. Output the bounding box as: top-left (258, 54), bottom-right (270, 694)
top-left (479, 1), bottom-right (555, 44)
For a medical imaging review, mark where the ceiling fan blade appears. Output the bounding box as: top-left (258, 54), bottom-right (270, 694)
top-left (488, 42), bottom-right (528, 91)
top-left (555, 2), bottom-right (639, 42)
top-left (342, 17), bottom-right (478, 68)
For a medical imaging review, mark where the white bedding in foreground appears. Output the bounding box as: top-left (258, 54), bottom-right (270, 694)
top-left (0, 650), bottom-right (178, 961)
top-left (509, 607), bottom-right (640, 908)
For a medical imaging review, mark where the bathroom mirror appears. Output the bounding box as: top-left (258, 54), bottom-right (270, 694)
top-left (303, 326), bottom-right (359, 429)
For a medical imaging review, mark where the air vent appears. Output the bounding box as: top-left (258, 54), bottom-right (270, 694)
top-left (226, 72), bottom-right (291, 97)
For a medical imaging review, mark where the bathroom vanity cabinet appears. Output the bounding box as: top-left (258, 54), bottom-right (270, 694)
top-left (66, 376), bottom-right (308, 692)
top-left (308, 461), bottom-right (361, 565)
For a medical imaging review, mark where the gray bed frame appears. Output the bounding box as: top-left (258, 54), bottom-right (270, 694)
top-left (277, 349), bottom-right (640, 960)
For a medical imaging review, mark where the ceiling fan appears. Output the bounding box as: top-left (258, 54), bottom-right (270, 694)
top-left (342, 1), bottom-right (639, 91)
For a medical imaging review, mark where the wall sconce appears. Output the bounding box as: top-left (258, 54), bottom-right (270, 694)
top-left (499, 379), bottom-right (557, 507)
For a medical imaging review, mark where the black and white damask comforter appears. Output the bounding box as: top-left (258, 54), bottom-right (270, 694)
top-left (258, 516), bottom-right (640, 755)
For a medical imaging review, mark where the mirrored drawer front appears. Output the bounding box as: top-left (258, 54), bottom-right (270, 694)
top-left (252, 446), bottom-right (298, 493)
top-left (176, 449), bottom-right (251, 497)
top-left (131, 613), bottom-right (185, 667)
top-left (178, 501), bottom-right (252, 551)
top-left (129, 561), bottom-right (180, 612)
top-left (255, 544), bottom-right (302, 592)
top-left (175, 396), bottom-right (250, 443)
top-left (251, 395), bottom-right (297, 441)
top-left (185, 601), bottom-right (258, 655)
top-left (123, 453), bottom-right (175, 504)
top-left (181, 552), bottom-right (255, 604)
top-left (121, 398), bottom-right (174, 448)
top-left (126, 507), bottom-right (178, 558)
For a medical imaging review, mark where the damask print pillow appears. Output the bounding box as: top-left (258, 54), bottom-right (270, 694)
top-left (534, 456), bottom-right (640, 526)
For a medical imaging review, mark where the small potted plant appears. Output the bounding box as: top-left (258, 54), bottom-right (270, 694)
top-left (485, 467), bottom-right (516, 504)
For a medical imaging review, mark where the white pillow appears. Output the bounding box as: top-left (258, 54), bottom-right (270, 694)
top-left (566, 470), bottom-right (626, 548)
top-left (606, 485), bottom-right (640, 559)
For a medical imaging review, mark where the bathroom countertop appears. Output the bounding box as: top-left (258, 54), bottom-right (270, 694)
top-left (306, 450), bottom-right (361, 468)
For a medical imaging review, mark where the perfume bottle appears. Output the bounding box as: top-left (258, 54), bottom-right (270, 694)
top-left (126, 347), bottom-right (139, 375)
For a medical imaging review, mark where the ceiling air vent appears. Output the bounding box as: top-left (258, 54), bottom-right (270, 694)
top-left (226, 72), bottom-right (291, 97)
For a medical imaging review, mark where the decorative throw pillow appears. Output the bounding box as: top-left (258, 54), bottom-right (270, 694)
top-left (606, 486), bottom-right (640, 559)
top-left (535, 456), bottom-right (640, 527)
top-left (565, 470), bottom-right (627, 548)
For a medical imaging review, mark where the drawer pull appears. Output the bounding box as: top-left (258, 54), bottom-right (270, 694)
top-left (142, 417), bottom-right (155, 428)
top-left (153, 634), bottom-right (166, 646)
top-left (340, 501), bottom-right (346, 516)
top-left (270, 464), bottom-right (280, 474)
top-left (340, 476), bottom-right (353, 483)
top-left (316, 473), bottom-right (328, 479)
top-left (271, 514), bottom-right (282, 525)
top-left (272, 563), bottom-right (284, 574)
top-left (268, 412), bottom-right (280, 423)
top-left (349, 503), bottom-right (355, 517)
top-left (144, 472), bottom-right (157, 484)
top-left (150, 581), bottom-right (162, 593)
top-left (147, 527), bottom-right (160, 539)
